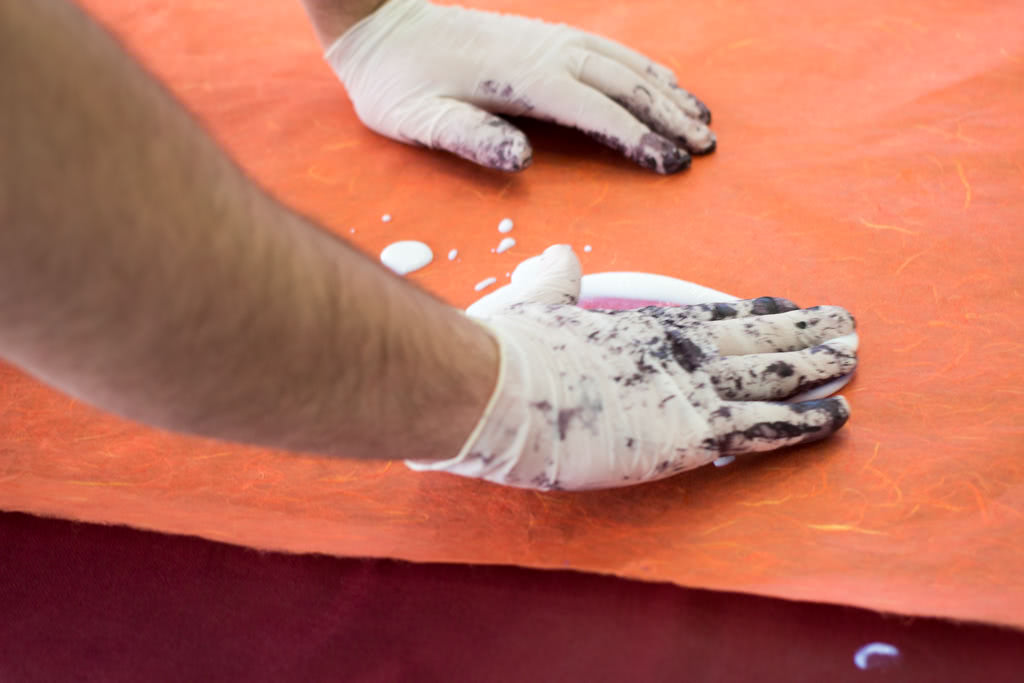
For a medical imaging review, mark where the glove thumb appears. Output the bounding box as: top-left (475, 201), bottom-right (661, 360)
top-left (467, 245), bottom-right (582, 318)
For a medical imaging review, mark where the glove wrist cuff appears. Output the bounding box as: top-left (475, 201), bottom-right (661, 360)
top-left (324, 0), bottom-right (427, 80)
top-left (404, 318), bottom-right (510, 473)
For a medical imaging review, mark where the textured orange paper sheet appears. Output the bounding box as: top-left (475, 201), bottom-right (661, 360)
top-left (3, 0), bottom-right (1023, 627)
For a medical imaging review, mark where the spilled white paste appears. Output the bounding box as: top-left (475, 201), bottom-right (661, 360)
top-left (380, 240), bottom-right (432, 275)
top-left (853, 643), bottom-right (900, 670)
top-left (381, 214), bottom-right (392, 223)
top-left (496, 237), bottom-right (516, 254)
top-left (475, 276), bottom-right (498, 291)
top-left (448, 249), bottom-right (458, 261)
top-left (498, 218), bottom-right (514, 233)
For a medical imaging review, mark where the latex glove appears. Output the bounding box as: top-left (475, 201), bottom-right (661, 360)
top-left (326, 0), bottom-right (715, 174)
top-left (408, 246), bottom-right (857, 491)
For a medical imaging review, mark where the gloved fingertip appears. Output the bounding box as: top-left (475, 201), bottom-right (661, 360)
top-left (512, 244), bottom-right (581, 283)
top-left (794, 396), bottom-right (851, 434)
top-left (502, 245), bottom-right (582, 305)
top-left (480, 132), bottom-right (533, 172)
top-left (629, 132), bottom-right (690, 174)
top-left (658, 146), bottom-right (691, 174)
top-left (691, 135), bottom-right (716, 156)
top-left (676, 130), bottom-right (716, 157)
top-left (752, 296), bottom-right (800, 314)
top-left (695, 99), bottom-right (712, 125)
top-left (539, 244), bottom-right (582, 276)
top-left (828, 396), bottom-right (852, 428)
top-left (540, 244), bottom-right (576, 258)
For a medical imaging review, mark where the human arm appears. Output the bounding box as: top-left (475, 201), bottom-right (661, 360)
top-left (300, 0), bottom-right (385, 47)
top-left (0, 0), bottom-right (497, 461)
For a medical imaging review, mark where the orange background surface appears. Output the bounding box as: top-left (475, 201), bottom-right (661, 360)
top-left (2, 0), bottom-right (1023, 627)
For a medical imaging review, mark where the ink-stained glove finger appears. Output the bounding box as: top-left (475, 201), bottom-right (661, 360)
top-left (638, 297), bottom-right (800, 324)
top-left (576, 52), bottom-right (715, 155)
top-left (700, 306), bottom-right (856, 356)
top-left (528, 76), bottom-right (690, 174)
top-left (582, 33), bottom-right (713, 124)
top-left (466, 245), bottom-right (582, 318)
top-left (709, 396), bottom-right (851, 456)
top-left (708, 337), bottom-right (858, 401)
top-left (408, 98), bottom-right (533, 172)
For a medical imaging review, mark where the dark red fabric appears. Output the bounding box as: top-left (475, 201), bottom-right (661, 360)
top-left (1, 510), bottom-right (1021, 683)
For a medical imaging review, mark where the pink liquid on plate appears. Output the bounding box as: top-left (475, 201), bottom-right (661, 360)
top-left (581, 297), bottom-right (678, 310)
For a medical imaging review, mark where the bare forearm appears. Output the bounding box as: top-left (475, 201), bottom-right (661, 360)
top-left (300, 0), bottom-right (387, 47)
top-left (0, 0), bottom-right (496, 460)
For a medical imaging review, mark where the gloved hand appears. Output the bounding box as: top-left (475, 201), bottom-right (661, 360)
top-left (408, 246), bottom-right (858, 490)
top-left (325, 0), bottom-right (715, 174)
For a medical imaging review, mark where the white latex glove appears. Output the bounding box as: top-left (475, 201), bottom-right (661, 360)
top-left (326, 0), bottom-right (715, 174)
top-left (408, 246), bottom-right (858, 491)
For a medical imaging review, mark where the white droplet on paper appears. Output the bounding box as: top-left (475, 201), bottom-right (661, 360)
top-left (498, 218), bottom-right (514, 233)
top-left (713, 456), bottom-right (736, 467)
top-left (474, 277), bottom-right (497, 291)
top-left (380, 240), bottom-right (433, 275)
top-left (381, 214), bottom-right (392, 223)
top-left (853, 643), bottom-right (900, 670)
top-left (496, 237), bottom-right (516, 254)
top-left (583, 245), bottom-right (593, 252)
top-left (448, 249), bottom-right (458, 261)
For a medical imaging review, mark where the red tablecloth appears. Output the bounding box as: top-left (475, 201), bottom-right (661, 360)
top-left (2, 511), bottom-right (1022, 682)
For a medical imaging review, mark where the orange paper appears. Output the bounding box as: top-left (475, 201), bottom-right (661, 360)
top-left (2, 0), bottom-right (1023, 628)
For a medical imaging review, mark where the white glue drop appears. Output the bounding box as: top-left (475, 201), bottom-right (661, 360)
top-left (381, 214), bottom-right (392, 223)
top-left (474, 277), bottom-right (498, 291)
top-left (583, 245), bottom-right (593, 253)
top-left (448, 249), bottom-right (458, 261)
top-left (498, 218), bottom-right (514, 233)
top-left (713, 456), bottom-right (736, 467)
top-left (853, 643), bottom-right (900, 670)
top-left (496, 237), bottom-right (516, 254)
top-left (380, 240), bottom-right (433, 275)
